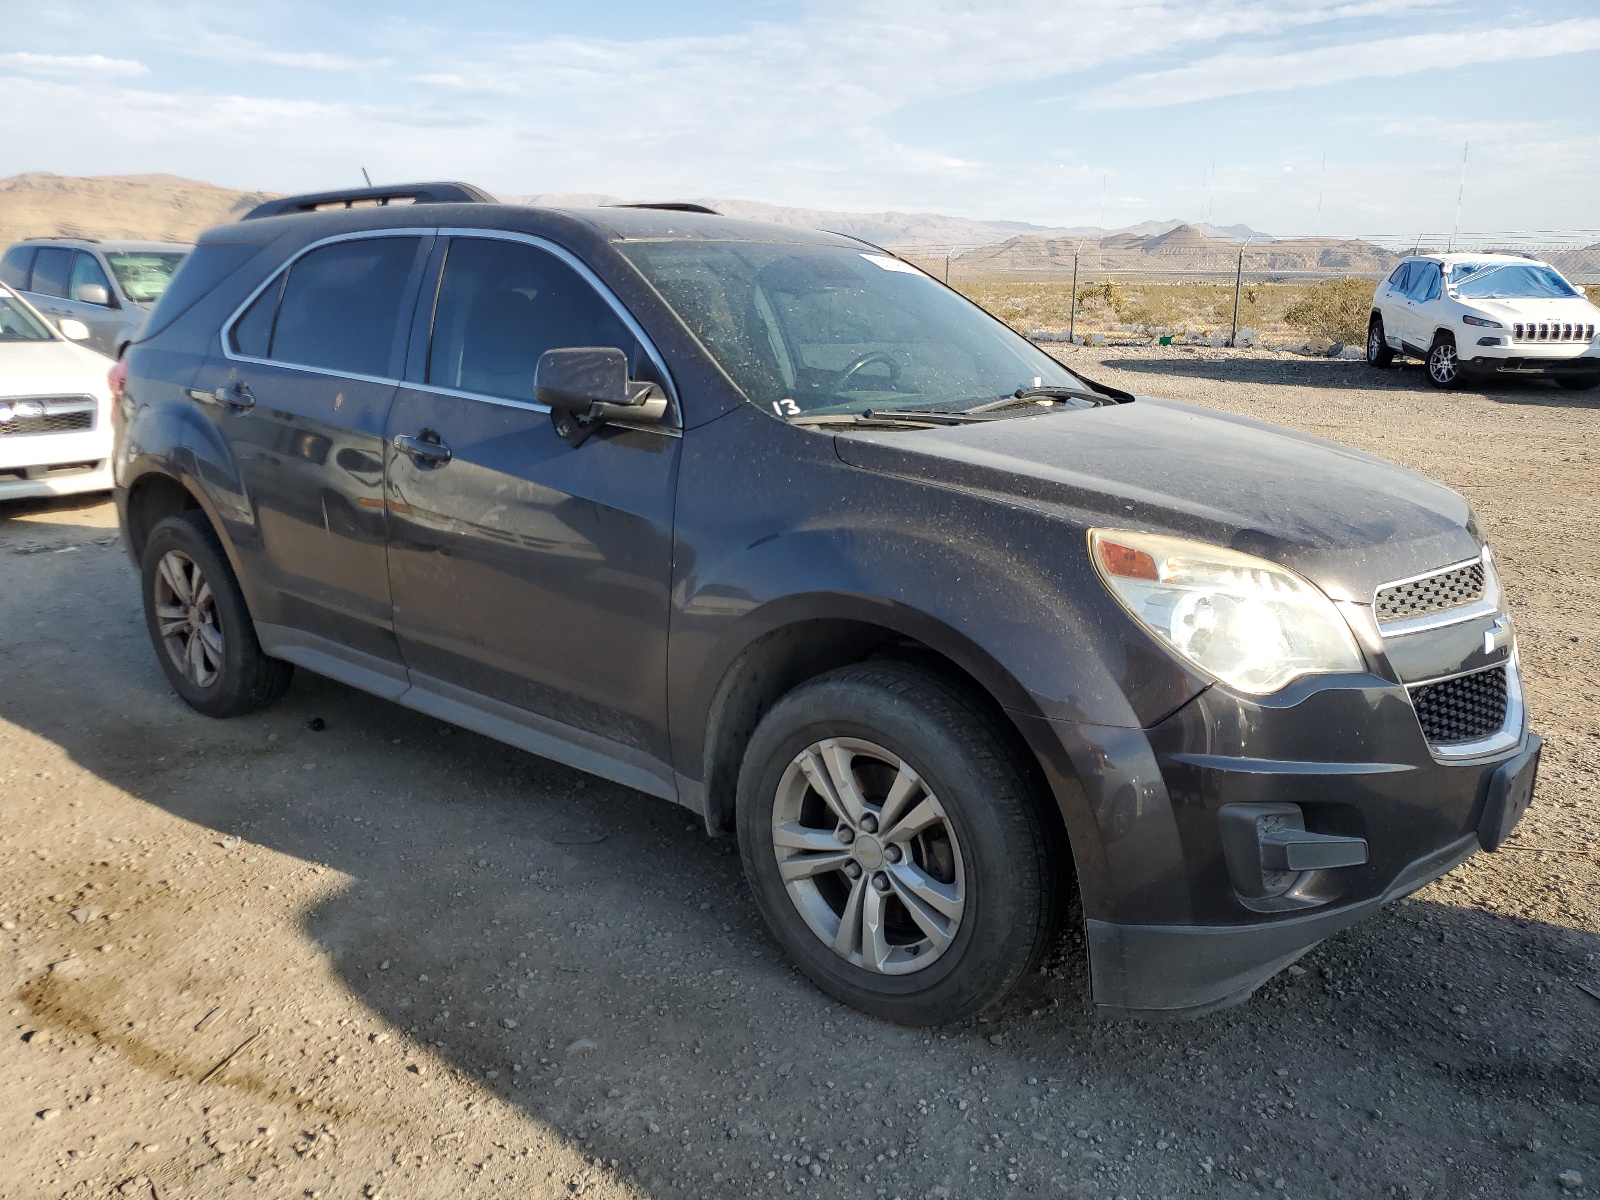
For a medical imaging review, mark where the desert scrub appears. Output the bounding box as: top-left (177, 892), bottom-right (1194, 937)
top-left (1282, 278), bottom-right (1373, 345)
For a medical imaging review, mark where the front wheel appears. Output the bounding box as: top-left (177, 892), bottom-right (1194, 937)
top-left (1426, 333), bottom-right (1462, 388)
top-left (1366, 316), bottom-right (1394, 367)
top-left (736, 663), bottom-right (1065, 1025)
top-left (141, 511), bottom-right (294, 718)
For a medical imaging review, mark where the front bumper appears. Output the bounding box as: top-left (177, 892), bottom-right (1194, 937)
top-left (1031, 664), bottom-right (1535, 1019)
top-left (1463, 352), bottom-right (1600, 379)
top-left (0, 427), bottom-right (114, 500)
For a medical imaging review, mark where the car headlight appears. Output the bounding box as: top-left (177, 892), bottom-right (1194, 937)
top-left (1461, 314), bottom-right (1502, 328)
top-left (1088, 529), bottom-right (1365, 694)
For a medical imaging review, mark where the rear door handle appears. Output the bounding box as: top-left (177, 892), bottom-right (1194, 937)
top-left (187, 382), bottom-right (255, 412)
top-left (393, 430), bottom-right (452, 467)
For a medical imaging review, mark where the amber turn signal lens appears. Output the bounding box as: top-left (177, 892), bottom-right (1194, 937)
top-left (1096, 539), bottom-right (1158, 581)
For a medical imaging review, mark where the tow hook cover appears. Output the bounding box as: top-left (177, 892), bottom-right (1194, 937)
top-left (1219, 803), bottom-right (1368, 900)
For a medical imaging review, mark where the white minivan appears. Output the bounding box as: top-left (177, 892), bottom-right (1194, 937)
top-left (1367, 253), bottom-right (1599, 390)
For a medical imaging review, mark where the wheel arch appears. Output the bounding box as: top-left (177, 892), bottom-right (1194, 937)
top-left (692, 597), bottom-right (1067, 849)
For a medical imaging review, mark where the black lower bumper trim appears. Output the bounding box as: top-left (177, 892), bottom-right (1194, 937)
top-left (1087, 832), bottom-right (1480, 1020)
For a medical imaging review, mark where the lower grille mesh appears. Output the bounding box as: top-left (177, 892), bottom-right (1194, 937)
top-left (1410, 665), bottom-right (1508, 745)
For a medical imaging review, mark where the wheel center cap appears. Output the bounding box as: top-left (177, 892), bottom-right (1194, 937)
top-left (853, 835), bottom-right (884, 870)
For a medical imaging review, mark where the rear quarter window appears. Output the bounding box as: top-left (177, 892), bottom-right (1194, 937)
top-left (140, 242), bottom-right (268, 343)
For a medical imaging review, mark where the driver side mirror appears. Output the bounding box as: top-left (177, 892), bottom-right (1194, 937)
top-left (72, 283), bottom-right (112, 307)
top-left (535, 346), bottom-right (667, 447)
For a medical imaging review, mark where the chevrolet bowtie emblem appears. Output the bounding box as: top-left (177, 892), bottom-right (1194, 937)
top-left (1484, 614), bottom-right (1513, 656)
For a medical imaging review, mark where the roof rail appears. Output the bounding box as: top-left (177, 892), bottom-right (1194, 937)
top-left (242, 182), bottom-right (497, 221)
top-left (605, 202), bottom-right (720, 216)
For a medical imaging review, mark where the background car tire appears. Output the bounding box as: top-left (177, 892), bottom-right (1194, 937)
top-left (1557, 377), bottom-right (1598, 392)
top-left (141, 512), bottom-right (294, 718)
top-left (1426, 333), bottom-right (1462, 389)
top-left (736, 662), bottom-right (1065, 1025)
top-left (1366, 316), bottom-right (1394, 367)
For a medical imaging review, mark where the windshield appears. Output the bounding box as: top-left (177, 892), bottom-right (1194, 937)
top-left (617, 240), bottom-right (1088, 417)
top-left (0, 291), bottom-right (55, 342)
top-left (105, 251), bottom-right (188, 303)
top-left (1450, 262), bottom-right (1578, 300)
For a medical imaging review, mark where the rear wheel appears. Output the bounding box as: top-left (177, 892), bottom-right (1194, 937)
top-left (1366, 315), bottom-right (1394, 367)
top-left (736, 663), bottom-right (1064, 1025)
top-left (1557, 376), bottom-right (1598, 392)
top-left (1426, 333), bottom-right (1462, 388)
top-left (141, 512), bottom-right (293, 718)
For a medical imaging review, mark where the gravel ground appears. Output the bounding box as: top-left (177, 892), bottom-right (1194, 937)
top-left (2, 348), bottom-right (1596, 1200)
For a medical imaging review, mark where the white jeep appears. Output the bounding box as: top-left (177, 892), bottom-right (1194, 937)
top-left (1367, 253), bottom-right (1600, 391)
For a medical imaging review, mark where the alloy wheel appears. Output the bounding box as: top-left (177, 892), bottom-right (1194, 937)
top-left (153, 549), bottom-right (224, 688)
top-left (771, 737), bottom-right (966, 975)
top-left (1367, 326), bottom-right (1383, 362)
top-left (1429, 341), bottom-right (1459, 384)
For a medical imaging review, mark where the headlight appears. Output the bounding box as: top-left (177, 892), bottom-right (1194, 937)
top-left (1088, 529), bottom-right (1364, 694)
top-left (1461, 314), bottom-right (1502, 328)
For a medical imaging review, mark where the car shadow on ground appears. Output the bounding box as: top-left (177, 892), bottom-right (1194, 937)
top-left (1093, 354), bottom-right (1600, 407)
top-left (4, 509), bottom-right (1598, 1199)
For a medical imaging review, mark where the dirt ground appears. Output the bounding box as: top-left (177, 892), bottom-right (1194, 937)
top-left (2, 349), bottom-right (1596, 1200)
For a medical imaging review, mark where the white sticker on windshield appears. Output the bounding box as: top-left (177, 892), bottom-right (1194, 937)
top-left (860, 253), bottom-right (922, 275)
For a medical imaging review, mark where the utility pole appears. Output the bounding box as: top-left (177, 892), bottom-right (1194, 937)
top-left (1100, 175), bottom-right (1106, 232)
top-left (1451, 142), bottom-right (1469, 252)
top-left (1228, 236), bottom-right (1254, 348)
top-left (945, 246), bottom-right (955, 284)
top-left (1068, 244), bottom-right (1081, 343)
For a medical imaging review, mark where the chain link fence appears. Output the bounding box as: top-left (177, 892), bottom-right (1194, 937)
top-left (892, 232), bottom-right (1600, 351)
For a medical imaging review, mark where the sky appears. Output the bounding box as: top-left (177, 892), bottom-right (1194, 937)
top-left (2, 0), bottom-right (1597, 236)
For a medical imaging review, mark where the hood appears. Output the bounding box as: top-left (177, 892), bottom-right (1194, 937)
top-left (1468, 295), bottom-right (1600, 323)
top-left (833, 398), bottom-right (1479, 604)
top-left (0, 340), bottom-right (114, 400)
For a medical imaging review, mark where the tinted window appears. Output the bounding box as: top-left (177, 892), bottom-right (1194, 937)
top-left (144, 242), bottom-right (265, 343)
top-left (29, 247), bottom-right (73, 298)
top-left (1407, 262), bottom-right (1441, 303)
top-left (231, 273), bottom-right (284, 358)
top-left (0, 245), bottom-right (34, 289)
top-left (1387, 264), bottom-right (1410, 290)
top-left (427, 238), bottom-right (640, 403)
top-left (269, 237), bottom-right (420, 377)
top-left (69, 252), bottom-right (114, 304)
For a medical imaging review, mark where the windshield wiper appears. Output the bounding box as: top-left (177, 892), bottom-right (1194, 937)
top-left (787, 411), bottom-right (952, 429)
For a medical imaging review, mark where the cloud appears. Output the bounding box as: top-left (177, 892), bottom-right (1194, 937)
top-left (0, 51), bottom-right (147, 78)
top-left (1082, 17), bottom-right (1600, 108)
top-left (185, 32), bottom-right (388, 72)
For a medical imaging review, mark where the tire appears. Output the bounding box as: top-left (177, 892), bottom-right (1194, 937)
top-left (140, 511), bottom-right (293, 718)
top-left (1557, 377), bottom-right (1598, 392)
top-left (1426, 332), bottom-right (1462, 388)
top-left (736, 663), bottom-right (1064, 1025)
top-left (1366, 315), bottom-right (1394, 367)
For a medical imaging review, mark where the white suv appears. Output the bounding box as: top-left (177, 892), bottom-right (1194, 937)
top-left (1366, 253), bottom-right (1600, 391)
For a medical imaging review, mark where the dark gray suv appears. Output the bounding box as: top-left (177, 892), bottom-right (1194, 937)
top-left (112, 183), bottom-right (1540, 1025)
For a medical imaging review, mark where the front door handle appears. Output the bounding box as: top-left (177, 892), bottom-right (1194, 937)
top-left (393, 430), bottom-right (452, 468)
top-left (188, 382), bottom-right (255, 412)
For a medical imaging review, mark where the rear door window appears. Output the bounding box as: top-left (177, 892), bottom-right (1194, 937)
top-left (247, 237), bottom-right (422, 378)
top-left (425, 237), bottom-right (641, 403)
top-left (1387, 264), bottom-right (1411, 292)
top-left (0, 245), bottom-right (34, 289)
top-left (28, 247), bottom-right (73, 298)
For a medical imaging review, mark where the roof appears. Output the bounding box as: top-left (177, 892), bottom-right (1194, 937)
top-left (17, 237), bottom-right (193, 252)
top-left (1403, 251), bottom-right (1549, 267)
